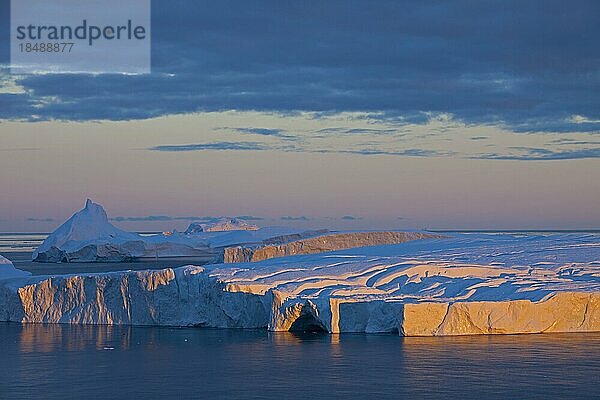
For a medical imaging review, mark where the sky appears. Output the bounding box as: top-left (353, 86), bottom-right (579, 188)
top-left (0, 0), bottom-right (599, 232)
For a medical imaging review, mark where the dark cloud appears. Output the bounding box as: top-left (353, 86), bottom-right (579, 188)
top-left (334, 148), bottom-right (454, 157)
top-left (550, 138), bottom-right (600, 146)
top-left (218, 127), bottom-right (296, 140)
top-left (475, 147), bottom-right (600, 160)
top-left (281, 216), bottom-right (310, 221)
top-left (147, 139), bottom-right (599, 160)
top-left (0, 0), bottom-right (7, 62)
top-left (470, 136), bottom-right (488, 140)
top-left (237, 128), bottom-right (282, 136)
top-left (1, 1), bottom-right (598, 132)
top-left (27, 218), bottom-right (55, 222)
top-left (149, 140), bottom-right (453, 157)
top-left (341, 215), bottom-right (362, 220)
top-left (150, 142), bottom-right (268, 152)
top-left (313, 127), bottom-right (399, 136)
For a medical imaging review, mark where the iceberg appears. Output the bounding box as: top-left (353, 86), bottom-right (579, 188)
top-left (4, 232), bottom-right (599, 336)
top-left (32, 200), bottom-right (299, 263)
top-left (0, 255), bottom-right (31, 281)
top-left (223, 231), bottom-right (440, 262)
top-left (185, 218), bottom-right (259, 234)
top-left (32, 199), bottom-right (145, 262)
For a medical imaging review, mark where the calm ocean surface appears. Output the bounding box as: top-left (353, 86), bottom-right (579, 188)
top-left (1, 324), bottom-right (599, 400)
top-left (1, 233), bottom-right (599, 399)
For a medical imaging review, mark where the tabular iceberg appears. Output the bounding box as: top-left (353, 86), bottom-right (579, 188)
top-left (185, 218), bottom-right (259, 234)
top-left (223, 231), bottom-right (440, 262)
top-left (3, 232), bottom-right (599, 336)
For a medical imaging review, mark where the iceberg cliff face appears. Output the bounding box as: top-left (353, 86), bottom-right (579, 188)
top-left (4, 233), bottom-right (600, 336)
top-left (223, 231), bottom-right (441, 262)
top-left (4, 267), bottom-right (269, 327)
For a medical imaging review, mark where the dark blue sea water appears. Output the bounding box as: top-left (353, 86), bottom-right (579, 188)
top-left (1, 323), bottom-right (599, 400)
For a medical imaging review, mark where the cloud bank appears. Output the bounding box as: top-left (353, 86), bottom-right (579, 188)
top-left (0, 1), bottom-right (598, 133)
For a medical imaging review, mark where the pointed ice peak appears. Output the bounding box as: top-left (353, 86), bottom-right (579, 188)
top-left (32, 200), bottom-right (140, 260)
top-left (78, 199), bottom-right (108, 222)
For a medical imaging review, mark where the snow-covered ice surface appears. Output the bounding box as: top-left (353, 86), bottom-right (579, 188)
top-left (210, 232), bottom-right (600, 301)
top-left (2, 232), bottom-right (599, 335)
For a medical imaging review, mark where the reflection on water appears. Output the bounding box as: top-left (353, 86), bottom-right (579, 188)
top-left (1, 323), bottom-right (599, 400)
top-left (17, 324), bottom-right (134, 353)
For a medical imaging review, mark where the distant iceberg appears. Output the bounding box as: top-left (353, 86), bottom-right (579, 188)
top-left (185, 218), bottom-right (259, 234)
top-left (33, 199), bottom-right (146, 262)
top-left (32, 200), bottom-right (297, 263)
top-left (32, 200), bottom-right (439, 263)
